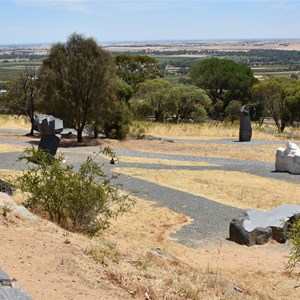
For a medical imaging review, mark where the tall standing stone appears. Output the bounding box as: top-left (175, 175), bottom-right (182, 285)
top-left (239, 105), bottom-right (252, 142)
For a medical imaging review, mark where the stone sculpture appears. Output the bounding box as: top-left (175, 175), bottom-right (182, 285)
top-left (275, 142), bottom-right (300, 174)
top-left (239, 105), bottom-right (252, 142)
top-left (34, 115), bottom-right (63, 156)
top-left (229, 204), bottom-right (300, 246)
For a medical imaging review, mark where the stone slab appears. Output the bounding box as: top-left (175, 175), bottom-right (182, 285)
top-left (244, 204), bottom-right (300, 232)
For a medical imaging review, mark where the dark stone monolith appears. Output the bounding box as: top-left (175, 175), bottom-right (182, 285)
top-left (239, 105), bottom-right (252, 142)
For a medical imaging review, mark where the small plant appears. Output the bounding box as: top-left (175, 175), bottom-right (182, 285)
top-left (285, 215), bottom-right (300, 272)
top-left (86, 241), bottom-right (121, 265)
top-left (2, 205), bottom-right (10, 218)
top-left (15, 147), bottom-right (135, 236)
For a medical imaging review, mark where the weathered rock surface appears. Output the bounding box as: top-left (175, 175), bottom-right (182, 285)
top-left (275, 141), bottom-right (300, 174)
top-left (0, 269), bottom-right (33, 300)
top-left (229, 204), bottom-right (300, 246)
top-left (0, 192), bottom-right (37, 221)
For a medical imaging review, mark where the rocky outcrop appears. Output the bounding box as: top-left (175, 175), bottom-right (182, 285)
top-left (275, 142), bottom-right (300, 174)
top-left (229, 204), bottom-right (300, 246)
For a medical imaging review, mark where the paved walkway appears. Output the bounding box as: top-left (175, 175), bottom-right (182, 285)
top-left (0, 133), bottom-right (299, 247)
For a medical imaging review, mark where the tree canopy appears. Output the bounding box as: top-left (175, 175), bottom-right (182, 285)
top-left (132, 79), bottom-right (172, 122)
top-left (167, 84), bottom-right (211, 123)
top-left (39, 33), bottom-right (116, 142)
top-left (189, 58), bottom-right (257, 110)
top-left (115, 54), bottom-right (163, 88)
top-left (251, 77), bottom-right (298, 132)
top-left (130, 79), bottom-right (210, 123)
top-left (2, 67), bottom-right (39, 135)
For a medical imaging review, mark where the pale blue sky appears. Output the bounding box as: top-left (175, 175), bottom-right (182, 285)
top-left (0, 0), bottom-right (299, 44)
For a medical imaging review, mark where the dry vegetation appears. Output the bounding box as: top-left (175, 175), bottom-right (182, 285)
top-left (1, 116), bottom-right (300, 299)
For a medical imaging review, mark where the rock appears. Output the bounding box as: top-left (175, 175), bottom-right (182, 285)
top-left (34, 114), bottom-right (64, 157)
top-left (0, 192), bottom-right (37, 221)
top-left (239, 105), bottom-right (252, 142)
top-left (229, 204), bottom-right (300, 246)
top-left (229, 214), bottom-right (272, 246)
top-left (0, 179), bottom-right (14, 196)
top-left (275, 141), bottom-right (300, 174)
top-left (0, 268), bottom-right (33, 299)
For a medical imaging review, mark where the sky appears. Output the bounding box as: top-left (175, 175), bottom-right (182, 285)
top-left (0, 0), bottom-right (300, 45)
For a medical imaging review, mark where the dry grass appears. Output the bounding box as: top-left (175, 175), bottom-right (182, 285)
top-left (1, 116), bottom-right (300, 299)
top-left (0, 143), bottom-right (27, 153)
top-left (106, 138), bottom-right (281, 162)
top-left (134, 121), bottom-right (300, 141)
top-left (119, 155), bottom-right (220, 167)
top-left (89, 197), bottom-right (297, 300)
top-left (113, 168), bottom-right (300, 210)
top-left (0, 115), bottom-right (30, 129)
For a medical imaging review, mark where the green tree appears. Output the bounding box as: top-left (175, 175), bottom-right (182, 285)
top-left (2, 67), bottom-right (39, 135)
top-left (116, 78), bottom-right (133, 102)
top-left (103, 101), bottom-right (132, 140)
top-left (167, 84), bottom-right (211, 123)
top-left (115, 54), bottom-right (163, 88)
top-left (133, 79), bottom-right (172, 122)
top-left (39, 33), bottom-right (116, 142)
top-left (189, 58), bottom-right (256, 109)
top-left (251, 77), bottom-right (295, 132)
top-left (282, 80), bottom-right (300, 125)
top-left (225, 100), bottom-right (242, 124)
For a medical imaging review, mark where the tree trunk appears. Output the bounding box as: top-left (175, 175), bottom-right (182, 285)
top-left (77, 129), bottom-right (83, 143)
top-left (29, 116), bottom-right (35, 136)
top-left (280, 121), bottom-right (286, 133)
top-left (93, 125), bottom-right (98, 139)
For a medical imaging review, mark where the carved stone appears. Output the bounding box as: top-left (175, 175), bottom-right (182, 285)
top-left (275, 142), bottom-right (300, 174)
top-left (239, 105), bottom-right (252, 142)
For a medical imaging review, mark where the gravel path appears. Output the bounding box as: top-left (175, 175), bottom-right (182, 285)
top-left (0, 134), bottom-right (299, 247)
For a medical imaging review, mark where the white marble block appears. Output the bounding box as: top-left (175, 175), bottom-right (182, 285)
top-left (275, 142), bottom-right (300, 174)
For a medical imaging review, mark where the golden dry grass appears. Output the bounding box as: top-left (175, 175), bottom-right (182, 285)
top-left (113, 168), bottom-right (300, 210)
top-left (1, 116), bottom-right (300, 299)
top-left (119, 155), bottom-right (220, 167)
top-left (134, 121), bottom-right (300, 141)
top-left (0, 143), bottom-right (26, 153)
top-left (0, 115), bottom-right (30, 129)
top-left (92, 197), bottom-right (297, 299)
top-left (112, 139), bottom-right (280, 162)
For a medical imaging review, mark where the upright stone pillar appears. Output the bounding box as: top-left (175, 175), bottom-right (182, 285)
top-left (239, 105), bottom-right (252, 142)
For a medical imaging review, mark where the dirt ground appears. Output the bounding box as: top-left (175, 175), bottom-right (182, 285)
top-left (0, 194), bottom-right (298, 300)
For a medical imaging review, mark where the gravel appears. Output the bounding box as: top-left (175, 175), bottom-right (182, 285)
top-left (0, 135), bottom-right (299, 247)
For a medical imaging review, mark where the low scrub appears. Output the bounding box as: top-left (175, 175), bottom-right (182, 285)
top-left (14, 147), bottom-right (134, 236)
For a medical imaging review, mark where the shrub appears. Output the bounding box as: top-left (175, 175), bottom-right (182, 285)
top-left (15, 147), bottom-right (134, 236)
top-left (103, 101), bottom-right (132, 140)
top-left (286, 216), bottom-right (300, 272)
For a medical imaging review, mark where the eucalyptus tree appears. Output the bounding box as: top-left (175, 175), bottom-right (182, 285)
top-left (115, 54), bottom-right (163, 89)
top-left (3, 67), bottom-right (39, 135)
top-left (132, 79), bottom-right (172, 122)
top-left (189, 58), bottom-right (256, 110)
top-left (39, 33), bottom-right (116, 142)
top-left (251, 77), bottom-right (296, 132)
top-left (167, 84), bottom-right (211, 123)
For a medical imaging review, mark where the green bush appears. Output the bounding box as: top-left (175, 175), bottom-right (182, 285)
top-left (103, 101), bottom-right (132, 140)
top-left (286, 216), bottom-right (300, 272)
top-left (15, 147), bottom-right (134, 236)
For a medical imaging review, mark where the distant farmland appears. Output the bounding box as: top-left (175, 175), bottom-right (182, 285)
top-left (1, 39), bottom-right (300, 83)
